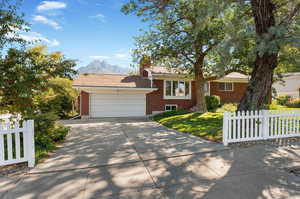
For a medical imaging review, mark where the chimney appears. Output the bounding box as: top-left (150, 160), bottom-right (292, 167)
top-left (139, 55), bottom-right (151, 76)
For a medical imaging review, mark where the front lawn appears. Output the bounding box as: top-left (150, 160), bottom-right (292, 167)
top-left (152, 104), bottom-right (300, 143)
top-left (153, 111), bottom-right (223, 142)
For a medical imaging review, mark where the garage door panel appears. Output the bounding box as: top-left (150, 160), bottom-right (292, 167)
top-left (90, 93), bottom-right (146, 117)
top-left (91, 106), bottom-right (144, 112)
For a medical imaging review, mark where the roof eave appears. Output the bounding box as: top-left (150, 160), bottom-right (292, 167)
top-left (152, 73), bottom-right (193, 80)
top-left (72, 85), bottom-right (158, 91)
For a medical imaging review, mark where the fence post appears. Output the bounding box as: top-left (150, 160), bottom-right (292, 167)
top-left (27, 120), bottom-right (35, 168)
top-left (262, 110), bottom-right (269, 139)
top-left (223, 111), bottom-right (229, 146)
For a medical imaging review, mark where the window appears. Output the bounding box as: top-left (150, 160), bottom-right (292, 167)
top-left (164, 80), bottom-right (191, 99)
top-left (219, 82), bottom-right (233, 91)
top-left (204, 82), bottom-right (209, 94)
top-left (165, 104), bottom-right (177, 111)
top-left (166, 81), bottom-right (172, 96)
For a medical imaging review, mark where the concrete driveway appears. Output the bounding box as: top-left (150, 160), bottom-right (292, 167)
top-left (1, 117), bottom-right (300, 199)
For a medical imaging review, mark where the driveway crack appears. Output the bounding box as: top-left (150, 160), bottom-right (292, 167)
top-left (118, 123), bottom-right (161, 190)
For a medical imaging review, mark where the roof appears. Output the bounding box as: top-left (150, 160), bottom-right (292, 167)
top-left (148, 66), bottom-right (188, 75)
top-left (73, 74), bottom-right (151, 88)
top-left (148, 66), bottom-right (249, 80)
top-left (224, 72), bottom-right (249, 79)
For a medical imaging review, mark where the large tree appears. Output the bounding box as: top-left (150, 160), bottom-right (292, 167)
top-left (0, 45), bottom-right (77, 116)
top-left (237, 0), bottom-right (300, 110)
top-left (122, 0), bottom-right (247, 113)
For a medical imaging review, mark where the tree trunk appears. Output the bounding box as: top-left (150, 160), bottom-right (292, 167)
top-left (194, 58), bottom-right (207, 113)
top-left (238, 0), bottom-right (278, 111)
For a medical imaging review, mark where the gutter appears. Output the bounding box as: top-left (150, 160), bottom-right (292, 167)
top-left (72, 85), bottom-right (158, 91)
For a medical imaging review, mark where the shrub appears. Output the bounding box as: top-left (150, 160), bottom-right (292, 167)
top-left (34, 78), bottom-right (79, 119)
top-left (205, 95), bottom-right (220, 112)
top-left (276, 95), bottom-right (292, 106)
top-left (50, 124), bottom-right (69, 142)
top-left (152, 110), bottom-right (188, 121)
top-left (216, 103), bottom-right (237, 113)
top-left (28, 112), bottom-right (70, 160)
top-left (268, 102), bottom-right (286, 110)
top-left (287, 98), bottom-right (300, 108)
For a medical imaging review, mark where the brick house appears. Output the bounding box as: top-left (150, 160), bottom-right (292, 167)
top-left (73, 64), bottom-right (249, 118)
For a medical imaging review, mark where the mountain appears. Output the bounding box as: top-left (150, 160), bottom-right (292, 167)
top-left (77, 60), bottom-right (130, 74)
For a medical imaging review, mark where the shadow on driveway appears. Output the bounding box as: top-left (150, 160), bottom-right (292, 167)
top-left (1, 117), bottom-right (300, 198)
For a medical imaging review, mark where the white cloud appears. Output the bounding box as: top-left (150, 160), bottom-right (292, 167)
top-left (33, 15), bottom-right (62, 30)
top-left (51, 39), bottom-right (60, 46)
top-left (89, 55), bottom-right (110, 60)
top-left (20, 32), bottom-right (60, 46)
top-left (90, 13), bottom-right (106, 22)
top-left (37, 1), bottom-right (67, 11)
top-left (89, 52), bottom-right (131, 61)
top-left (114, 53), bottom-right (129, 59)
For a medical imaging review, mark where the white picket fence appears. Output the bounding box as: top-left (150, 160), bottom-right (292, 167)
top-left (0, 117), bottom-right (35, 167)
top-left (223, 110), bottom-right (300, 146)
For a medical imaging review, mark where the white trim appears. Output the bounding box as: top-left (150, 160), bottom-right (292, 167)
top-left (205, 82), bottom-right (210, 96)
top-left (73, 86), bottom-right (157, 91)
top-left (218, 82), bottom-right (234, 92)
top-left (153, 73), bottom-right (249, 83)
top-left (153, 74), bottom-right (193, 80)
top-left (163, 80), bottom-right (192, 100)
top-left (213, 78), bottom-right (248, 83)
top-left (74, 87), bottom-right (157, 95)
top-left (165, 104), bottom-right (178, 111)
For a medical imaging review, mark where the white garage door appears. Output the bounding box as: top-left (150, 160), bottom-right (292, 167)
top-left (90, 93), bottom-right (146, 117)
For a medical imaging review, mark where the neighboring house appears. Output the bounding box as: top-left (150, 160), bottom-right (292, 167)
top-left (73, 63), bottom-right (249, 118)
top-left (273, 72), bottom-right (300, 99)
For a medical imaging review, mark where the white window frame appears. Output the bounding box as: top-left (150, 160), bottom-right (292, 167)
top-left (165, 104), bottom-right (178, 111)
top-left (204, 82), bottom-right (210, 96)
top-left (163, 80), bottom-right (192, 100)
top-left (219, 82), bottom-right (234, 91)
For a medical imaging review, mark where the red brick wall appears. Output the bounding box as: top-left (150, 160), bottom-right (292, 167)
top-left (210, 82), bottom-right (248, 103)
top-left (142, 70), bottom-right (148, 77)
top-left (80, 91), bottom-right (89, 116)
top-left (146, 80), bottom-right (197, 114)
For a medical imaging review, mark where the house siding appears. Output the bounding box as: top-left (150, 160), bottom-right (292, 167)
top-left (146, 80), bottom-right (197, 114)
top-left (78, 79), bottom-right (249, 116)
top-left (142, 70), bottom-right (149, 77)
top-left (210, 82), bottom-right (248, 103)
top-left (80, 91), bottom-right (89, 116)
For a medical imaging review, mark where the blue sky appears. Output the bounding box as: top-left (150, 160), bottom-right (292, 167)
top-left (20, 0), bottom-right (145, 69)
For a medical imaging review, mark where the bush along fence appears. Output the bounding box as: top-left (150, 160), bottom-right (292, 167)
top-left (0, 116), bottom-right (35, 168)
top-left (223, 110), bottom-right (300, 146)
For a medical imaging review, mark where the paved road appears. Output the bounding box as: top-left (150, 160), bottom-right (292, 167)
top-left (1, 117), bottom-right (300, 199)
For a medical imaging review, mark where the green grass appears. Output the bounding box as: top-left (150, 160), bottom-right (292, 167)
top-left (268, 103), bottom-right (300, 111)
top-left (153, 111), bottom-right (223, 142)
top-left (152, 103), bottom-right (300, 143)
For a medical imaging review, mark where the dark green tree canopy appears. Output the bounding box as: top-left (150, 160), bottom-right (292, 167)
top-left (123, 0), bottom-right (245, 77)
top-left (122, 0), bottom-right (250, 112)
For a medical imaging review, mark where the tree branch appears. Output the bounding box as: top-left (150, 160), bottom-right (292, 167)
top-left (278, 3), bottom-right (300, 26)
top-left (182, 52), bottom-right (195, 64)
top-left (204, 41), bottom-right (220, 55)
